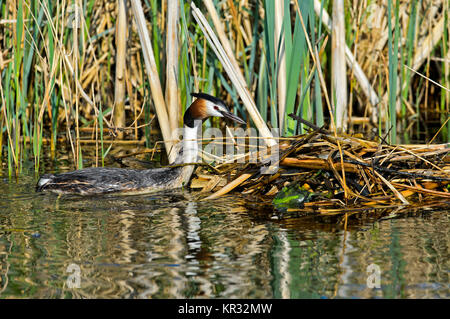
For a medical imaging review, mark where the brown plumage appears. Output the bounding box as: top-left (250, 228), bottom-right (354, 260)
top-left (188, 98), bottom-right (209, 120)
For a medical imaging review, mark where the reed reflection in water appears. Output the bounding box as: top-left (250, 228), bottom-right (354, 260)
top-left (0, 174), bottom-right (448, 298)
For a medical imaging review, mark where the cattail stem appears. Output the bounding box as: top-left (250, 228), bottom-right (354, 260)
top-left (114, 0), bottom-right (127, 139)
top-left (130, 0), bottom-right (176, 163)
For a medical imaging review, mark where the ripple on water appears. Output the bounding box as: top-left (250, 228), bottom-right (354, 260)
top-left (0, 172), bottom-right (448, 298)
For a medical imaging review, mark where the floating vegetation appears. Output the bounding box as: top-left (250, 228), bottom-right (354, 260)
top-left (192, 124), bottom-right (450, 219)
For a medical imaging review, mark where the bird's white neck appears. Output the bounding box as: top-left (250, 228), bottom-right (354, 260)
top-left (174, 122), bottom-right (201, 165)
top-left (169, 122), bottom-right (201, 188)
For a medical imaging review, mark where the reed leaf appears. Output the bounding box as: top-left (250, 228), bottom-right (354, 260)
top-left (387, 0), bottom-right (400, 144)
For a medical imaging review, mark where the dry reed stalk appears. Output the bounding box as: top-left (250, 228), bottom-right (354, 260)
top-left (389, 148), bottom-right (450, 161)
top-left (445, 44), bottom-right (450, 109)
top-left (274, 1), bottom-right (286, 132)
top-left (374, 170), bottom-right (410, 205)
top-left (0, 84), bottom-right (18, 166)
top-left (289, 2), bottom-right (350, 199)
top-left (403, 64), bottom-right (450, 93)
top-left (203, 173), bottom-right (252, 200)
top-left (313, 0), bottom-right (380, 107)
top-left (395, 146), bottom-right (445, 171)
top-left (280, 157), bottom-right (359, 173)
top-left (61, 52), bottom-right (106, 122)
top-left (377, 12), bottom-right (446, 117)
top-left (202, 0), bottom-right (241, 82)
top-left (73, 0), bottom-right (81, 167)
top-left (412, 14), bottom-right (445, 71)
top-left (198, 1), bottom-right (276, 147)
top-left (200, 175), bottom-right (223, 193)
top-left (391, 182), bottom-right (450, 198)
top-left (332, 0), bottom-right (348, 130)
top-left (59, 56), bottom-right (77, 164)
top-left (130, 0), bottom-right (176, 163)
top-left (194, 127), bottom-right (449, 209)
top-left (224, 0), bottom-right (241, 60)
top-left (346, 1), bottom-right (364, 132)
top-left (313, 45), bottom-right (349, 198)
top-left (166, 0), bottom-right (179, 133)
top-left (77, 139), bottom-right (146, 145)
top-left (114, 0), bottom-right (127, 139)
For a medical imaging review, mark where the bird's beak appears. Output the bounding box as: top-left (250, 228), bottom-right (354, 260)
top-left (220, 110), bottom-right (246, 125)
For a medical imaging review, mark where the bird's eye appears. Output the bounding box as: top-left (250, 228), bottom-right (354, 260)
top-left (214, 106), bottom-right (219, 111)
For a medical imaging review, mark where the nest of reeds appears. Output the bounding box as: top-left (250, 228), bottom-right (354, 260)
top-left (190, 125), bottom-right (450, 219)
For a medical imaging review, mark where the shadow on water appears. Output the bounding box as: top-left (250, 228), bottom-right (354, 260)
top-left (0, 169), bottom-right (448, 299)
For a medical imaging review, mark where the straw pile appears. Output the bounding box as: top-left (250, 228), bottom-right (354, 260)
top-left (190, 125), bottom-right (450, 217)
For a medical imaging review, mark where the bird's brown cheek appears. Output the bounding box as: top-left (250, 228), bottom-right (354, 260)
top-left (190, 99), bottom-right (208, 119)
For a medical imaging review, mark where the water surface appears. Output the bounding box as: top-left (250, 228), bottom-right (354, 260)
top-left (0, 171), bottom-right (448, 298)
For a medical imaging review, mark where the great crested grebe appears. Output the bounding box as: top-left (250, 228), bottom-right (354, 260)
top-left (36, 93), bottom-right (245, 195)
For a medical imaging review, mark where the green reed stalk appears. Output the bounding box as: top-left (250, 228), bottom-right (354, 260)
top-left (257, 48), bottom-right (268, 122)
top-left (150, 0), bottom-right (161, 77)
top-left (284, 4), bottom-right (303, 136)
top-left (99, 103), bottom-right (105, 166)
top-left (262, 0), bottom-right (317, 136)
top-left (314, 0), bottom-right (326, 128)
top-left (263, 0), bottom-right (277, 129)
top-left (387, 0), bottom-right (400, 144)
top-left (13, 0), bottom-right (25, 173)
top-left (47, 1), bottom-right (58, 155)
top-left (245, 3), bottom-right (260, 87)
top-left (179, 0), bottom-right (193, 113)
top-left (0, 107), bottom-right (3, 163)
top-left (299, 2), bottom-right (316, 135)
top-left (401, 0), bottom-right (419, 119)
top-left (441, 6), bottom-right (449, 142)
top-left (26, 1), bottom-right (44, 171)
top-left (0, 3), bottom-right (4, 166)
top-left (4, 63), bottom-right (16, 176)
top-left (33, 81), bottom-right (43, 173)
top-left (84, 0), bottom-right (96, 33)
top-left (399, 0), bottom-right (419, 144)
top-left (2, 0), bottom-right (449, 175)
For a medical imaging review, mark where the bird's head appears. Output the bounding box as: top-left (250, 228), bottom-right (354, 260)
top-left (184, 93), bottom-right (246, 127)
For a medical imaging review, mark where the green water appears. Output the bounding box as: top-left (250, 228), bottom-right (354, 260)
top-left (0, 170), bottom-right (448, 298)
